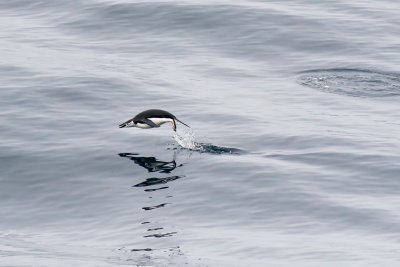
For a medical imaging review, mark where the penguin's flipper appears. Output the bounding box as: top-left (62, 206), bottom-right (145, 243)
top-left (143, 118), bottom-right (160, 128)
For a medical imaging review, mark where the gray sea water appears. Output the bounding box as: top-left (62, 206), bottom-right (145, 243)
top-left (1, 1), bottom-right (400, 266)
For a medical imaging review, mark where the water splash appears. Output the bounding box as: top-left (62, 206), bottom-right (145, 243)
top-left (173, 128), bottom-right (244, 155)
top-left (173, 128), bottom-right (200, 150)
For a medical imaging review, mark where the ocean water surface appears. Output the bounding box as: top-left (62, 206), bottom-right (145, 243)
top-left (1, 0), bottom-right (400, 266)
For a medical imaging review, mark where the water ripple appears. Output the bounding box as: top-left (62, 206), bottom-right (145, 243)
top-left (298, 68), bottom-right (400, 97)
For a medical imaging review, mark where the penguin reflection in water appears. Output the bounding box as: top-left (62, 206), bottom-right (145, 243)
top-left (119, 109), bottom-right (190, 132)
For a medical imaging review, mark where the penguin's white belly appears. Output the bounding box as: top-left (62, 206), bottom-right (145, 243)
top-left (148, 117), bottom-right (174, 126)
top-left (136, 123), bottom-right (152, 129)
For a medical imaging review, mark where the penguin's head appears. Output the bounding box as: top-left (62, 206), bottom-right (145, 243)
top-left (118, 120), bottom-right (135, 128)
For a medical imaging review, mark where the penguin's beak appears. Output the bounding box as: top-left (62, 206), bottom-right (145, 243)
top-left (119, 119), bottom-right (135, 128)
top-left (119, 122), bottom-right (128, 128)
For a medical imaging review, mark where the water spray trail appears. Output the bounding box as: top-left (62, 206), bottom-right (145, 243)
top-left (173, 128), bottom-right (244, 155)
top-left (173, 128), bottom-right (201, 151)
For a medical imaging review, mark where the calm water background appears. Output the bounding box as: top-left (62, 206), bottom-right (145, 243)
top-left (1, 0), bottom-right (400, 266)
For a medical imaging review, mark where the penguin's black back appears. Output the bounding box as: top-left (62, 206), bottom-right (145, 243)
top-left (133, 109), bottom-right (176, 122)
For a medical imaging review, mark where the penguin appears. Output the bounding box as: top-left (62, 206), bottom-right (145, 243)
top-left (119, 109), bottom-right (190, 131)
